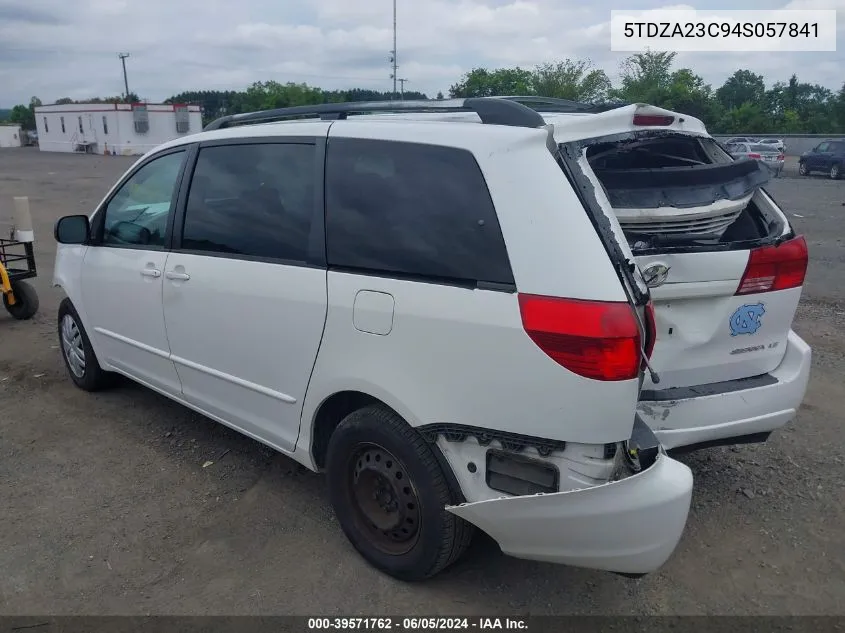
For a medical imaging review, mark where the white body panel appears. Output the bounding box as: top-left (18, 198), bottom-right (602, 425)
top-left (80, 247), bottom-right (182, 395)
top-left (448, 452), bottom-right (693, 574)
top-left (301, 272), bottom-right (639, 447)
top-left (161, 253), bottom-right (328, 452)
top-left (643, 330), bottom-right (811, 449)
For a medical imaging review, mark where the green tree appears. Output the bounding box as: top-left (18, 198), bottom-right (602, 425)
top-left (663, 68), bottom-right (720, 124)
top-left (612, 51), bottom-right (676, 103)
top-left (766, 75), bottom-right (834, 133)
top-left (449, 67), bottom-right (533, 98)
top-left (10, 104), bottom-right (34, 129)
top-left (716, 102), bottom-right (771, 134)
top-left (530, 59), bottom-right (611, 102)
top-left (834, 82), bottom-right (845, 133)
top-left (716, 70), bottom-right (766, 110)
top-left (9, 97), bottom-right (41, 130)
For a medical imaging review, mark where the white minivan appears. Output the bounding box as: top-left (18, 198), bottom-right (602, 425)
top-left (53, 97), bottom-right (810, 581)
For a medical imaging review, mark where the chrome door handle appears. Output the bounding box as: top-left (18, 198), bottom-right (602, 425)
top-left (140, 269), bottom-right (161, 278)
top-left (165, 271), bottom-right (191, 281)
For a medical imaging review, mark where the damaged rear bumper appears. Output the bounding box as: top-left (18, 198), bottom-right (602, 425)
top-left (446, 449), bottom-right (692, 575)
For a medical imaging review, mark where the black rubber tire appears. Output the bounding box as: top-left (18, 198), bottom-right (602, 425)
top-left (3, 280), bottom-right (39, 320)
top-left (58, 298), bottom-right (116, 391)
top-left (326, 404), bottom-right (474, 581)
top-left (830, 163), bottom-right (841, 180)
top-left (798, 161), bottom-right (808, 176)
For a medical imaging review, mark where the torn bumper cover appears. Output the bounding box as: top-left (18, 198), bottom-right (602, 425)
top-left (446, 424), bottom-right (693, 575)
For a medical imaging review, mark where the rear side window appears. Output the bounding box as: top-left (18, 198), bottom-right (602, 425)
top-left (325, 138), bottom-right (513, 286)
top-left (182, 143), bottom-right (316, 262)
top-left (830, 142), bottom-right (845, 153)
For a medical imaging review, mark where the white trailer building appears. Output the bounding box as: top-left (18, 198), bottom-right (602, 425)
top-left (0, 124), bottom-right (23, 148)
top-left (33, 103), bottom-right (202, 155)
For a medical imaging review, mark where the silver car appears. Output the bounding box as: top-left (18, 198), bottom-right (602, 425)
top-left (758, 137), bottom-right (786, 154)
top-left (726, 142), bottom-right (784, 177)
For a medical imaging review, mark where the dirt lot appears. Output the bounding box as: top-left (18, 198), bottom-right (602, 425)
top-left (0, 148), bottom-right (843, 616)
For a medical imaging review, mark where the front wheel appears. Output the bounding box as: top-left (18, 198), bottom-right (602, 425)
top-left (831, 163), bottom-right (841, 180)
top-left (798, 162), bottom-right (808, 176)
top-left (58, 298), bottom-right (116, 391)
top-left (3, 280), bottom-right (39, 320)
top-left (325, 404), bottom-right (474, 580)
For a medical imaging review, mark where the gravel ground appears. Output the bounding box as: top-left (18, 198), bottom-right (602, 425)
top-left (0, 148), bottom-right (843, 616)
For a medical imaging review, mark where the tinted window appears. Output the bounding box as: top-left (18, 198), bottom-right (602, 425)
top-left (815, 142), bottom-right (830, 152)
top-left (102, 150), bottom-right (185, 248)
top-left (325, 139), bottom-right (513, 285)
top-left (829, 142), bottom-right (845, 153)
top-left (181, 143), bottom-right (315, 262)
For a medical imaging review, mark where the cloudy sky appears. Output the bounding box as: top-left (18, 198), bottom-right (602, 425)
top-left (1, 0), bottom-right (843, 107)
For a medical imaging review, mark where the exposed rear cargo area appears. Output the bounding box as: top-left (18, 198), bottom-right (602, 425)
top-left (584, 133), bottom-right (782, 250)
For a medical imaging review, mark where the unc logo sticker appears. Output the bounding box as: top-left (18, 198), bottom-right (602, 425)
top-left (730, 303), bottom-right (766, 336)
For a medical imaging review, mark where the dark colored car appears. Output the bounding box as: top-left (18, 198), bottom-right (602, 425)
top-left (799, 139), bottom-right (845, 180)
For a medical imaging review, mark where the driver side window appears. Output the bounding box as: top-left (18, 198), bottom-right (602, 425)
top-left (102, 150), bottom-right (186, 248)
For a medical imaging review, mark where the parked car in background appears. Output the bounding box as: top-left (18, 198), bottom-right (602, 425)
top-left (724, 136), bottom-right (758, 146)
top-left (727, 142), bottom-right (785, 177)
top-left (758, 138), bottom-right (786, 154)
top-left (798, 139), bottom-right (845, 179)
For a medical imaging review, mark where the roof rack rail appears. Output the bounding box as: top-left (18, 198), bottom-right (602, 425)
top-left (495, 95), bottom-right (630, 114)
top-left (203, 97), bottom-right (547, 131)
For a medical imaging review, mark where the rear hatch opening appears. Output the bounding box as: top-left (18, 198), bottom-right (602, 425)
top-left (581, 131), bottom-right (787, 254)
top-left (554, 110), bottom-right (808, 392)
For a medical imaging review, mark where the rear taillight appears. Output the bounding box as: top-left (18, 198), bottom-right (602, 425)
top-left (633, 114), bottom-right (674, 126)
top-left (735, 235), bottom-right (808, 295)
top-left (748, 153), bottom-right (762, 159)
top-left (777, 153), bottom-right (785, 161)
top-left (518, 294), bottom-right (641, 381)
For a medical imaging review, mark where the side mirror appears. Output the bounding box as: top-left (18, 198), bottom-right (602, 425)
top-left (54, 215), bottom-right (90, 244)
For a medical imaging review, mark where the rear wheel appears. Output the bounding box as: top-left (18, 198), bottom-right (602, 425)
top-left (3, 280), bottom-right (39, 320)
top-left (325, 404), bottom-right (474, 580)
top-left (798, 161), bottom-right (808, 176)
top-left (58, 298), bottom-right (116, 391)
top-left (830, 163), bottom-right (841, 180)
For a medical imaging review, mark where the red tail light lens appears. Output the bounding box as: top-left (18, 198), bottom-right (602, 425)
top-left (736, 235), bottom-right (808, 295)
top-left (633, 114), bottom-right (675, 126)
top-left (518, 294), bottom-right (641, 381)
top-left (777, 153), bottom-right (785, 161)
top-left (748, 153), bottom-right (762, 159)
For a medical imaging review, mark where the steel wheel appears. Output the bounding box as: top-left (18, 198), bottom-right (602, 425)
top-left (799, 162), bottom-right (808, 176)
top-left (831, 164), bottom-right (841, 180)
top-left (348, 443), bottom-right (421, 555)
top-left (61, 313), bottom-right (86, 378)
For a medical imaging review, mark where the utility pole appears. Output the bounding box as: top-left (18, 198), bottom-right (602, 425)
top-left (391, 0), bottom-right (397, 100)
top-left (398, 78), bottom-right (408, 100)
top-left (118, 53), bottom-right (130, 101)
